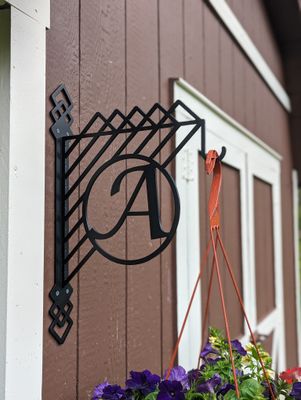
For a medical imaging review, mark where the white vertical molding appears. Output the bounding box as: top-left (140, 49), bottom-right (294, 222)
top-left (175, 115), bottom-right (201, 370)
top-left (239, 155), bottom-right (255, 333)
top-left (0, 9), bottom-right (11, 400)
top-left (272, 172), bottom-right (286, 370)
top-left (292, 170), bottom-right (301, 364)
top-left (0, 4), bottom-right (48, 399)
top-left (246, 167), bottom-right (257, 328)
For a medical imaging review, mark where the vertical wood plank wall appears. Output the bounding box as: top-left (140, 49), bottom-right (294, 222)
top-left (43, 1), bottom-right (298, 399)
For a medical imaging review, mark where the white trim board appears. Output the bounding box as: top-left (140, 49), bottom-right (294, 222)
top-left (174, 79), bottom-right (286, 370)
top-left (208, 0), bottom-right (291, 112)
top-left (7, 0), bottom-right (50, 27)
top-left (0, 4), bottom-right (48, 399)
top-left (292, 170), bottom-right (301, 365)
top-left (0, 9), bottom-right (11, 399)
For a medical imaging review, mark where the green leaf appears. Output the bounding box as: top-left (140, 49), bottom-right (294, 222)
top-left (186, 393), bottom-right (206, 400)
top-left (241, 379), bottom-right (264, 397)
top-left (222, 379), bottom-right (265, 400)
top-left (223, 390), bottom-right (238, 400)
top-left (144, 391), bottom-right (158, 400)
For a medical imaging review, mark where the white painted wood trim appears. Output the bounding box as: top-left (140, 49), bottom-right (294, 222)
top-left (207, 0), bottom-right (291, 112)
top-left (176, 133), bottom-right (202, 370)
top-left (174, 79), bottom-right (285, 370)
top-left (0, 4), bottom-right (48, 399)
top-left (292, 170), bottom-right (301, 364)
top-left (0, 10), bottom-right (11, 400)
top-left (7, 0), bottom-right (50, 27)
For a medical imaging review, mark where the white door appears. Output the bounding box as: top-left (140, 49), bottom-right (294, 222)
top-left (174, 79), bottom-right (286, 371)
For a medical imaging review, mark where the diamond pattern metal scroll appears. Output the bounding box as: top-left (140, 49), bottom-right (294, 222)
top-left (49, 83), bottom-right (206, 344)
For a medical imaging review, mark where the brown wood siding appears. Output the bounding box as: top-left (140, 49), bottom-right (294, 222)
top-left (78, 2), bottom-right (127, 398)
top-left (262, 331), bottom-right (274, 357)
top-left (44, 1), bottom-right (298, 398)
top-left (158, 0), bottom-right (183, 369)
top-left (227, 0), bottom-right (285, 85)
top-left (126, 0), bottom-right (161, 377)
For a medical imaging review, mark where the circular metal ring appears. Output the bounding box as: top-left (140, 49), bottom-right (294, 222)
top-left (82, 154), bottom-right (180, 265)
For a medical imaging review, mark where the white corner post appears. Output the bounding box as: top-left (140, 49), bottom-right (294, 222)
top-left (0, 2), bottom-right (49, 399)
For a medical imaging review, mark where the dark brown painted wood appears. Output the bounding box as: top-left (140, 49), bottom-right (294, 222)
top-left (254, 178), bottom-right (275, 323)
top-left (244, 61), bottom-right (257, 134)
top-left (184, 0), bottom-right (205, 92)
top-left (220, 25), bottom-right (234, 116)
top-left (227, 0), bottom-right (285, 85)
top-left (259, 330), bottom-right (274, 357)
top-left (220, 164), bottom-right (244, 338)
top-left (78, 1), bottom-right (127, 398)
top-left (233, 46), bottom-right (246, 126)
top-left (204, 3), bottom-right (220, 105)
top-left (126, 0), bottom-right (161, 374)
top-left (158, 0), bottom-right (184, 372)
top-left (43, 1), bottom-right (79, 399)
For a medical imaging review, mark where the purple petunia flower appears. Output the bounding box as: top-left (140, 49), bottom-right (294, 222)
top-left (196, 374), bottom-right (222, 394)
top-left (164, 366), bottom-right (189, 389)
top-left (126, 370), bottom-right (160, 395)
top-left (101, 385), bottom-right (126, 400)
top-left (187, 369), bottom-right (202, 385)
top-left (235, 369), bottom-right (243, 378)
top-left (206, 357), bottom-right (222, 365)
top-left (217, 383), bottom-right (235, 396)
top-left (291, 382), bottom-right (301, 399)
top-left (262, 381), bottom-right (276, 399)
top-left (231, 339), bottom-right (247, 356)
top-left (92, 380), bottom-right (110, 400)
top-left (157, 380), bottom-right (185, 400)
top-left (200, 342), bottom-right (219, 359)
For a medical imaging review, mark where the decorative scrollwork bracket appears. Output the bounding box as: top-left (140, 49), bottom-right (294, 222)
top-left (48, 83), bottom-right (226, 344)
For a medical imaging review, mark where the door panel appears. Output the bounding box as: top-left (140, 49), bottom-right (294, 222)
top-left (221, 164), bottom-right (244, 338)
top-left (254, 178), bottom-right (276, 323)
top-left (200, 163), bottom-right (244, 339)
top-left (248, 155), bottom-right (285, 370)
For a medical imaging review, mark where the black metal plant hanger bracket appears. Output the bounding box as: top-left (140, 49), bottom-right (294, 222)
top-left (49, 83), bottom-right (226, 345)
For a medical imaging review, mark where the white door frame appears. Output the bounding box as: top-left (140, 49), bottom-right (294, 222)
top-left (292, 170), bottom-right (301, 365)
top-left (0, 2), bottom-right (49, 399)
top-left (174, 78), bottom-right (286, 371)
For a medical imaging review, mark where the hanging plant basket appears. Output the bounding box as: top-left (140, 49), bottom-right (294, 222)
top-left (92, 327), bottom-right (300, 399)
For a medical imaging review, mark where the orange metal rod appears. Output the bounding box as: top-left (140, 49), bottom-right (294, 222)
top-left (165, 237), bottom-right (212, 378)
top-left (210, 228), bottom-right (240, 398)
top-left (217, 230), bottom-right (275, 400)
top-left (197, 236), bottom-right (218, 369)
